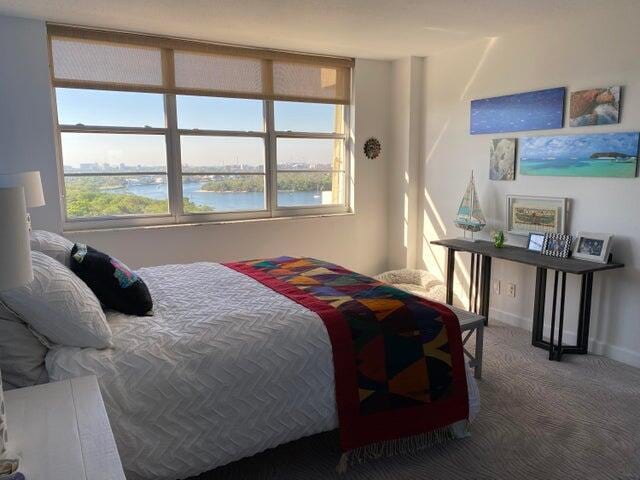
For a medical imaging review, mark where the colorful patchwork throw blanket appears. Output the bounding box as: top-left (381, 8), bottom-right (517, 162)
top-left (225, 257), bottom-right (469, 469)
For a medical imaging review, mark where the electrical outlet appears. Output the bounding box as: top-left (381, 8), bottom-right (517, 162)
top-left (506, 283), bottom-right (516, 298)
top-left (492, 280), bottom-right (500, 295)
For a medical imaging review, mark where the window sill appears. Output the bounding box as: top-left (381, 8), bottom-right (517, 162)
top-left (64, 211), bottom-right (355, 234)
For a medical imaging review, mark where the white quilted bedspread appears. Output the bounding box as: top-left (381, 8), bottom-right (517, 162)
top-left (46, 262), bottom-right (480, 480)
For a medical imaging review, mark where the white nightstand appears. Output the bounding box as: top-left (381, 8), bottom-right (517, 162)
top-left (4, 376), bottom-right (125, 479)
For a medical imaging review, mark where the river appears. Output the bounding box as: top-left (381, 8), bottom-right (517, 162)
top-left (107, 181), bottom-right (324, 211)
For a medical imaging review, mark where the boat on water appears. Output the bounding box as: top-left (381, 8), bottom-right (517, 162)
top-left (612, 157), bottom-right (635, 163)
top-left (454, 171), bottom-right (486, 241)
top-left (514, 210), bottom-right (555, 226)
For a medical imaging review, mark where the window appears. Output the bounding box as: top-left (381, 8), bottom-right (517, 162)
top-left (48, 25), bottom-right (353, 229)
top-left (274, 102), bottom-right (346, 208)
top-left (56, 90), bottom-right (171, 219)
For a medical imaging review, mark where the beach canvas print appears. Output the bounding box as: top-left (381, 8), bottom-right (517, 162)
top-left (520, 132), bottom-right (639, 178)
top-left (470, 87), bottom-right (565, 135)
top-left (569, 86), bottom-right (620, 127)
top-left (489, 138), bottom-right (516, 180)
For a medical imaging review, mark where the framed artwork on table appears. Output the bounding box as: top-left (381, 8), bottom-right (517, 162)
top-left (506, 195), bottom-right (568, 236)
top-left (542, 233), bottom-right (573, 258)
top-left (572, 232), bottom-right (613, 263)
top-left (526, 232), bottom-right (546, 253)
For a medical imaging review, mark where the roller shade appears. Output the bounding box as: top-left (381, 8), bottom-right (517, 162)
top-left (50, 37), bottom-right (163, 87)
top-left (173, 50), bottom-right (264, 95)
top-left (48, 25), bottom-right (353, 104)
top-left (272, 61), bottom-right (350, 104)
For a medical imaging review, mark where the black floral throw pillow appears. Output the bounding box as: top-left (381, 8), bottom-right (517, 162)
top-left (70, 244), bottom-right (153, 316)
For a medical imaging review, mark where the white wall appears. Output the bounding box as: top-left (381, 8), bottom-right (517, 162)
top-left (388, 57), bottom-right (424, 270)
top-left (419, 7), bottom-right (640, 367)
top-left (0, 14), bottom-right (392, 276)
top-left (0, 15), bottom-right (62, 232)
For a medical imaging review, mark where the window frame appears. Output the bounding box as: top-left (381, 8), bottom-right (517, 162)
top-left (52, 90), bottom-right (351, 231)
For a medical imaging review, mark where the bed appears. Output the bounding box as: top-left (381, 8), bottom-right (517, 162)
top-left (44, 261), bottom-right (480, 480)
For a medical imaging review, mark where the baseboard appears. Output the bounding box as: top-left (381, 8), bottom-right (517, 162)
top-left (488, 307), bottom-right (640, 368)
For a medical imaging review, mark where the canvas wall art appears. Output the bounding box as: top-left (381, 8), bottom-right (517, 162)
top-left (489, 138), bottom-right (516, 180)
top-left (519, 132), bottom-right (639, 178)
top-left (470, 87), bottom-right (565, 135)
top-left (569, 86), bottom-right (620, 127)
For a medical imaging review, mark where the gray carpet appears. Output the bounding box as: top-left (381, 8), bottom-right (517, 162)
top-left (192, 321), bottom-right (640, 480)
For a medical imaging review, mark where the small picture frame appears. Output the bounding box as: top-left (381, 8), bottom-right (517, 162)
top-left (572, 232), bottom-right (613, 263)
top-left (542, 233), bottom-right (572, 258)
top-left (526, 232), bottom-right (546, 253)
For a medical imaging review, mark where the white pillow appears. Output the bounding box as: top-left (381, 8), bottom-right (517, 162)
top-left (0, 301), bottom-right (49, 389)
top-left (0, 251), bottom-right (113, 349)
top-left (30, 230), bottom-right (74, 267)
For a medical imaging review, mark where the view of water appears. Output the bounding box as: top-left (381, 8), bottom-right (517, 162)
top-left (106, 181), bottom-right (323, 211)
top-left (520, 158), bottom-right (637, 178)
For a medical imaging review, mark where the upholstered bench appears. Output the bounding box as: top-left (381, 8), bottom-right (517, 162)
top-left (375, 269), bottom-right (484, 379)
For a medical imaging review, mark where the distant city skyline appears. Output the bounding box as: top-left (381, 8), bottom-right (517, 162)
top-left (57, 88), bottom-right (342, 169)
top-left (63, 160), bottom-right (334, 174)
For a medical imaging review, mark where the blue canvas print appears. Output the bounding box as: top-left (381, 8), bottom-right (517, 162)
top-left (519, 132), bottom-right (639, 178)
top-left (470, 87), bottom-right (565, 134)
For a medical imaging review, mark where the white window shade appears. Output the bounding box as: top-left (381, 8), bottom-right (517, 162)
top-left (50, 36), bottom-right (163, 87)
top-left (48, 25), bottom-right (353, 104)
top-left (272, 62), bottom-right (350, 104)
top-left (174, 51), bottom-right (263, 96)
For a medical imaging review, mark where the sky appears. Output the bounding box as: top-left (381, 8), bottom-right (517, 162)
top-left (56, 88), bottom-right (341, 169)
top-left (519, 132), bottom-right (640, 159)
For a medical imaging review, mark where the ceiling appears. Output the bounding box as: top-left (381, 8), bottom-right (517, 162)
top-left (0, 0), bottom-right (618, 59)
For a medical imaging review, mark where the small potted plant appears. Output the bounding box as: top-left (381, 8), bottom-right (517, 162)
top-left (492, 230), bottom-right (505, 248)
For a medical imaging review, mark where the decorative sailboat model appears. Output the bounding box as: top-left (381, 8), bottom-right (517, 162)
top-left (454, 171), bottom-right (486, 241)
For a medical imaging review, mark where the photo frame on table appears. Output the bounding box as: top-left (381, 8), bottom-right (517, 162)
top-left (572, 232), bottom-right (613, 263)
top-left (526, 232), bottom-right (546, 253)
top-left (542, 233), bottom-right (572, 258)
top-left (506, 195), bottom-right (568, 236)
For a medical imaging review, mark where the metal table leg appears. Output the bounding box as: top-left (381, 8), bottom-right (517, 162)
top-left (577, 272), bottom-right (594, 354)
top-left (531, 269), bottom-right (593, 360)
top-left (446, 248), bottom-right (455, 305)
top-left (469, 253), bottom-right (476, 312)
top-left (531, 267), bottom-right (547, 348)
top-left (554, 272), bottom-right (567, 361)
top-left (480, 255), bottom-right (492, 325)
top-left (548, 270), bottom-right (559, 360)
top-left (468, 253), bottom-right (491, 324)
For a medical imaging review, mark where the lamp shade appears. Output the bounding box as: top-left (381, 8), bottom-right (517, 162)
top-left (0, 171), bottom-right (45, 208)
top-left (0, 187), bottom-right (33, 291)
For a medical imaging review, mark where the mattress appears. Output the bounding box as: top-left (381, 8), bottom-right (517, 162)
top-left (46, 262), bottom-right (480, 480)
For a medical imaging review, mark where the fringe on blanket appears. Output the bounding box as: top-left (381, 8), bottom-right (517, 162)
top-left (336, 421), bottom-right (469, 474)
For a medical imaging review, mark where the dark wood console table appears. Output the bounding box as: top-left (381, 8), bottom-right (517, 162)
top-left (431, 238), bottom-right (623, 361)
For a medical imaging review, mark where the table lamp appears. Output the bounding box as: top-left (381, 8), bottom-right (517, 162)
top-left (0, 171), bottom-right (45, 232)
top-left (0, 186), bottom-right (33, 465)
